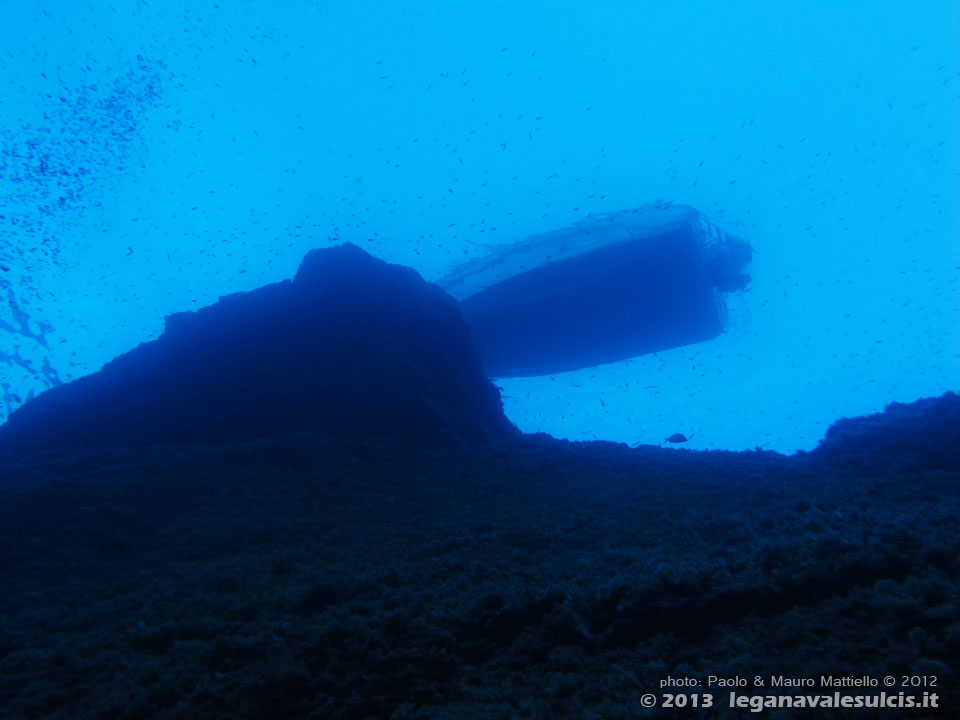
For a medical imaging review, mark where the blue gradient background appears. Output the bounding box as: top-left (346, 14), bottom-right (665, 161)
top-left (2, 0), bottom-right (957, 452)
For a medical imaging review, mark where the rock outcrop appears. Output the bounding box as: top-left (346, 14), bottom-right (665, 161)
top-left (808, 391), bottom-right (960, 473)
top-left (0, 243), bottom-right (518, 460)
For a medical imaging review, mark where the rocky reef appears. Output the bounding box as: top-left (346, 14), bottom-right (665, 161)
top-left (0, 243), bottom-right (517, 460)
top-left (0, 243), bottom-right (957, 719)
top-left (809, 392), bottom-right (960, 474)
top-left (0, 392), bottom-right (957, 718)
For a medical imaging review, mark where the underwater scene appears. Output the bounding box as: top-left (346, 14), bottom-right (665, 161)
top-left (1, 1), bottom-right (958, 718)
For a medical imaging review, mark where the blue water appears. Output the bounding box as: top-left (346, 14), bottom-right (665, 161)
top-left (2, 1), bottom-right (958, 453)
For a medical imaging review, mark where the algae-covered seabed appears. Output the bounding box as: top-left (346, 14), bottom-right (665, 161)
top-left (0, 408), bottom-right (957, 719)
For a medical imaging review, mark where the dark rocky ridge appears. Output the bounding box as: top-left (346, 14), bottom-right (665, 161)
top-left (0, 243), bottom-right (518, 460)
top-left (0, 393), bottom-right (957, 718)
top-left (0, 238), bottom-right (957, 717)
top-left (810, 393), bottom-right (960, 473)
